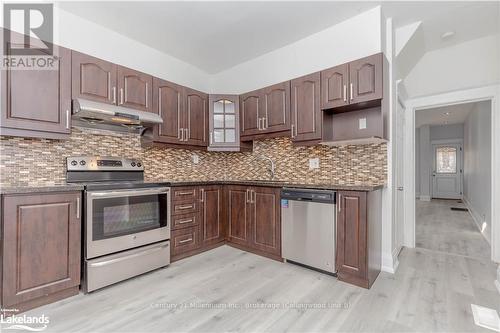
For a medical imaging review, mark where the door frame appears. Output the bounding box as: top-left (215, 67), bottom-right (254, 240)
top-left (430, 139), bottom-right (463, 199)
top-left (403, 84), bottom-right (500, 263)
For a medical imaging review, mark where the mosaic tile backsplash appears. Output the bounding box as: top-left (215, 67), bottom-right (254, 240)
top-left (0, 127), bottom-right (387, 187)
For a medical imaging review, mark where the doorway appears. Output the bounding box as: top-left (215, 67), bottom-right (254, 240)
top-left (431, 141), bottom-right (463, 199)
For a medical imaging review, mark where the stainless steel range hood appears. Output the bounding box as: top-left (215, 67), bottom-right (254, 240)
top-left (72, 98), bottom-right (162, 135)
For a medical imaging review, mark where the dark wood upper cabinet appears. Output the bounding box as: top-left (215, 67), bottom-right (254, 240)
top-left (184, 88), bottom-right (208, 147)
top-left (153, 77), bottom-right (183, 144)
top-left (1, 192), bottom-right (81, 308)
top-left (1, 40), bottom-right (71, 138)
top-left (261, 81), bottom-right (290, 134)
top-left (290, 72), bottom-right (321, 143)
top-left (117, 66), bottom-right (153, 112)
top-left (240, 91), bottom-right (261, 138)
top-left (250, 187), bottom-right (281, 257)
top-left (349, 53), bottom-right (382, 104)
top-left (72, 51), bottom-right (116, 105)
top-left (226, 185), bottom-right (251, 247)
top-left (321, 63), bottom-right (349, 109)
top-left (200, 185), bottom-right (225, 247)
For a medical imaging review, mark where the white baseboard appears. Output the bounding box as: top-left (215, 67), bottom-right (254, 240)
top-left (463, 195), bottom-right (491, 244)
top-left (381, 248), bottom-right (400, 274)
top-left (419, 195), bottom-right (431, 201)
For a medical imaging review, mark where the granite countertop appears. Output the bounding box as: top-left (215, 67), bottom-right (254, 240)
top-left (0, 183), bottom-right (85, 195)
top-left (0, 180), bottom-right (384, 195)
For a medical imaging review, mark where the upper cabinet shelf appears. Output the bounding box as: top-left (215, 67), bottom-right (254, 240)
top-left (72, 51), bottom-right (153, 113)
top-left (321, 53), bottom-right (383, 113)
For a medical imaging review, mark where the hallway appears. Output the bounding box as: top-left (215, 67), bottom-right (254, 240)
top-left (416, 199), bottom-right (491, 260)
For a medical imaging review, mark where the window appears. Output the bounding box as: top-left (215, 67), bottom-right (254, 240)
top-left (436, 146), bottom-right (457, 173)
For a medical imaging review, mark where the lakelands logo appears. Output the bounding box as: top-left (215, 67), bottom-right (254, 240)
top-left (0, 314), bottom-right (50, 331)
top-left (2, 3), bottom-right (57, 70)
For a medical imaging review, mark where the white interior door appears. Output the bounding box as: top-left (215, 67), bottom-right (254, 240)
top-left (432, 143), bottom-right (463, 199)
top-left (395, 99), bottom-right (405, 253)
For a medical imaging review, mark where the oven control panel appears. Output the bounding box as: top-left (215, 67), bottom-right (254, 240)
top-left (67, 156), bottom-right (144, 171)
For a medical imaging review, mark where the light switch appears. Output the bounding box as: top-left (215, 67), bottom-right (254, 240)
top-left (309, 158), bottom-right (320, 170)
top-left (359, 117), bottom-right (367, 130)
top-left (192, 154), bottom-right (200, 164)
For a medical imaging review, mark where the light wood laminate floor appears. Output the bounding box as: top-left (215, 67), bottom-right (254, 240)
top-left (19, 244), bottom-right (499, 333)
top-left (416, 199), bottom-right (491, 259)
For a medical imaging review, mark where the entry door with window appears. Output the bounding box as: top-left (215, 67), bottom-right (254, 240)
top-left (432, 143), bottom-right (462, 199)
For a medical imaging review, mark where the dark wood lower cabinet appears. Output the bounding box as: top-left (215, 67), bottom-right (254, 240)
top-left (1, 192), bottom-right (81, 312)
top-left (200, 185), bottom-right (225, 247)
top-left (226, 185), bottom-right (252, 247)
top-left (336, 190), bottom-right (382, 289)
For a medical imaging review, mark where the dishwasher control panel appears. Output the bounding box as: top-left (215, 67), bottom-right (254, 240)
top-left (281, 188), bottom-right (336, 203)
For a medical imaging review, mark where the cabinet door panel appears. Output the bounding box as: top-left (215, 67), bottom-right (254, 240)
top-left (321, 63), bottom-right (349, 109)
top-left (72, 51), bottom-right (116, 105)
top-left (227, 186), bottom-right (251, 246)
top-left (336, 191), bottom-right (367, 280)
top-left (251, 187), bottom-right (281, 256)
top-left (200, 186), bottom-right (225, 246)
top-left (153, 78), bottom-right (183, 144)
top-left (291, 72), bottom-right (321, 142)
top-left (2, 192), bottom-right (81, 307)
top-left (261, 81), bottom-right (290, 133)
top-left (240, 91), bottom-right (261, 137)
top-left (1, 41), bottom-right (71, 135)
top-left (185, 88), bottom-right (208, 146)
top-left (349, 53), bottom-right (382, 104)
top-left (117, 66), bottom-right (153, 112)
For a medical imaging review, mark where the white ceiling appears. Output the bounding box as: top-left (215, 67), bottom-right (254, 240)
top-left (58, 1), bottom-right (500, 74)
top-left (415, 102), bottom-right (477, 127)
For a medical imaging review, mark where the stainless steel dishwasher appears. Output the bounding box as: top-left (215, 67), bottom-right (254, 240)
top-left (281, 188), bottom-right (336, 274)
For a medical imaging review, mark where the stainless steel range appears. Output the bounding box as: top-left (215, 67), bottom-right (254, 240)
top-left (66, 156), bottom-right (170, 293)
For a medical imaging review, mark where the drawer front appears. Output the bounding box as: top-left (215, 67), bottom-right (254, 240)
top-left (171, 226), bottom-right (200, 256)
top-left (172, 187), bottom-right (198, 202)
top-left (172, 212), bottom-right (199, 230)
top-left (172, 201), bottom-right (198, 215)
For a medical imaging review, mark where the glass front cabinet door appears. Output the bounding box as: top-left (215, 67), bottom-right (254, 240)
top-left (208, 94), bottom-right (241, 151)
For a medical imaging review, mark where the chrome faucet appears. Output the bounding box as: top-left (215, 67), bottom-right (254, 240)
top-left (256, 155), bottom-right (275, 180)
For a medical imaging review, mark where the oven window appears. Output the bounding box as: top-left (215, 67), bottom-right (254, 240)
top-left (92, 193), bottom-right (168, 240)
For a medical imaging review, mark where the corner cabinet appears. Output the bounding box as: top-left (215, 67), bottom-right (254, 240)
top-left (336, 190), bottom-right (382, 289)
top-left (208, 95), bottom-right (250, 151)
top-left (1, 33), bottom-right (71, 139)
top-left (1, 192), bottom-right (82, 312)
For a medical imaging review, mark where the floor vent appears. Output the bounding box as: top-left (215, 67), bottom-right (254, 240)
top-left (471, 304), bottom-right (500, 332)
top-left (451, 207), bottom-right (469, 212)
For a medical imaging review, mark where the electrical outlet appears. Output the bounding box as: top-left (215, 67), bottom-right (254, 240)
top-left (309, 158), bottom-right (320, 170)
top-left (359, 117), bottom-right (367, 130)
top-left (192, 154), bottom-right (200, 164)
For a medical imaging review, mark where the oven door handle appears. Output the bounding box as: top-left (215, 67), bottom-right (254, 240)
top-left (88, 188), bottom-right (170, 198)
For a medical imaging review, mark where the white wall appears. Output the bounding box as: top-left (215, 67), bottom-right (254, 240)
top-left (52, 6), bottom-right (211, 92)
top-left (404, 35), bottom-right (500, 98)
top-left (209, 6), bottom-right (382, 94)
top-left (464, 101), bottom-right (492, 242)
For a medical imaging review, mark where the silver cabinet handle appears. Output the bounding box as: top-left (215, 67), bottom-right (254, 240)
top-left (209, 131), bottom-right (213, 144)
top-left (264, 117), bottom-right (267, 129)
top-left (179, 128), bottom-right (183, 141)
top-left (66, 109), bottom-right (70, 129)
top-left (120, 88), bottom-right (124, 105)
top-left (145, 83), bottom-right (148, 108)
top-left (89, 187), bottom-right (169, 198)
top-left (178, 218), bottom-right (194, 224)
top-left (257, 118), bottom-right (262, 130)
top-left (350, 83), bottom-right (353, 101)
top-left (246, 189), bottom-right (250, 203)
top-left (251, 190), bottom-right (256, 203)
top-left (338, 194), bottom-right (341, 212)
top-left (112, 87), bottom-right (116, 104)
top-left (291, 124), bottom-right (295, 138)
top-left (179, 238), bottom-right (193, 244)
top-left (185, 128), bottom-right (189, 141)
top-left (76, 197), bottom-right (80, 219)
top-left (177, 204), bottom-right (194, 210)
top-left (176, 191), bottom-right (195, 196)
top-left (200, 188), bottom-right (205, 202)
top-left (343, 84), bottom-right (347, 102)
